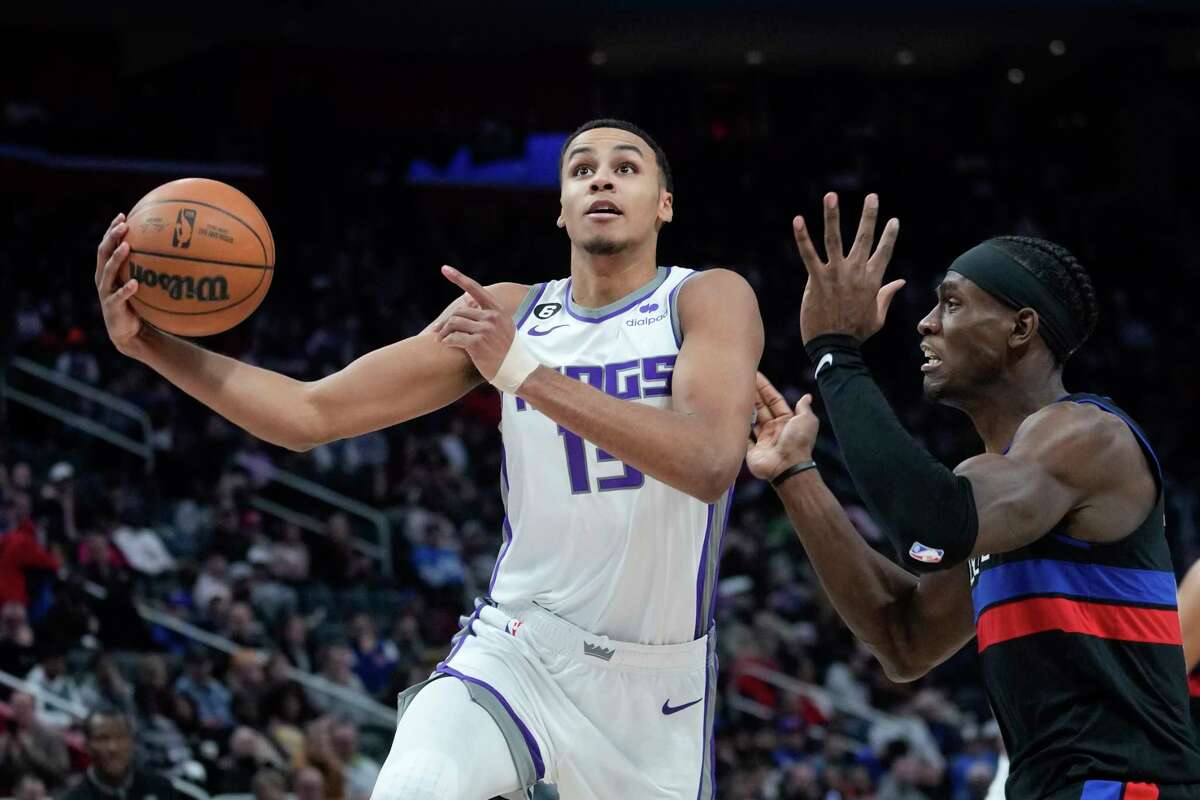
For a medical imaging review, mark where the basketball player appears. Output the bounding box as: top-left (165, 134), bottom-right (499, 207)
top-left (93, 120), bottom-right (762, 799)
top-left (745, 193), bottom-right (1200, 799)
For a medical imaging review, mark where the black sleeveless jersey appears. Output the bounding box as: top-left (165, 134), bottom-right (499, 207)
top-left (968, 394), bottom-right (1200, 799)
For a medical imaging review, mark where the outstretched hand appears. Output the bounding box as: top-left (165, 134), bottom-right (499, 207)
top-left (795, 193), bottom-right (904, 345)
top-left (746, 372), bottom-right (820, 482)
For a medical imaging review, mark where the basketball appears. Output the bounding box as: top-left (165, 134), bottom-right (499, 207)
top-left (121, 178), bottom-right (275, 337)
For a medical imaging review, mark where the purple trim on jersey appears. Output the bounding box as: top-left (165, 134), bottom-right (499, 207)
top-left (438, 603), bottom-right (484, 669)
top-left (515, 283), bottom-right (549, 330)
top-left (500, 443), bottom-right (509, 487)
top-left (668, 270), bottom-right (700, 348)
top-left (436, 664), bottom-right (546, 782)
top-left (488, 517), bottom-right (513, 593)
top-left (564, 267), bottom-right (672, 323)
top-left (708, 485), bottom-right (736, 630)
top-left (693, 503), bottom-right (717, 637)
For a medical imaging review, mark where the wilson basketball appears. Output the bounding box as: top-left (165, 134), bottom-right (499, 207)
top-left (121, 178), bottom-right (275, 337)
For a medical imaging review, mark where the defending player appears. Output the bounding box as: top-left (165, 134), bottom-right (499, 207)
top-left (746, 193), bottom-right (1200, 799)
top-left (93, 120), bottom-right (761, 799)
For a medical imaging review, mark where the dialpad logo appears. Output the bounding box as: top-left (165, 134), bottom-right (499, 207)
top-left (172, 208), bottom-right (197, 249)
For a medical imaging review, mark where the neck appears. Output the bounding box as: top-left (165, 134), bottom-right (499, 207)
top-left (90, 766), bottom-right (132, 791)
top-left (960, 370), bottom-right (1067, 453)
top-left (567, 238), bottom-right (659, 308)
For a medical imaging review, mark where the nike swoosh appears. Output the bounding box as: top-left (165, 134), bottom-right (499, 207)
top-left (815, 352), bottom-right (833, 377)
top-left (529, 324), bottom-right (568, 337)
top-left (661, 698), bottom-right (703, 715)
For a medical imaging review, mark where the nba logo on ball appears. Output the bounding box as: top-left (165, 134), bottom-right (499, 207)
top-left (908, 541), bottom-right (944, 564)
top-left (172, 208), bottom-right (197, 249)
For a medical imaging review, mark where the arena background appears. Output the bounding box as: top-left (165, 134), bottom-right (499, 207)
top-left (2, 2), bottom-right (1199, 798)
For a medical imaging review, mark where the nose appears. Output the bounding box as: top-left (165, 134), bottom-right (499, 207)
top-left (917, 305), bottom-right (940, 336)
top-left (590, 172), bottom-right (614, 192)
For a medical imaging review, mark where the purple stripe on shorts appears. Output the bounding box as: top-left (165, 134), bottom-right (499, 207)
top-left (487, 517), bottom-right (513, 593)
top-left (564, 267), bottom-right (672, 323)
top-left (515, 283), bottom-right (548, 329)
top-left (693, 503), bottom-right (716, 638)
top-left (436, 664), bottom-right (546, 782)
top-left (438, 603), bottom-right (484, 669)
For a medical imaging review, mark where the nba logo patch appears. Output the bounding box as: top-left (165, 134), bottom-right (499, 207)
top-left (908, 541), bottom-right (944, 564)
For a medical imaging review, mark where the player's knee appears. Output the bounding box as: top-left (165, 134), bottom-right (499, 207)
top-left (373, 748), bottom-right (461, 800)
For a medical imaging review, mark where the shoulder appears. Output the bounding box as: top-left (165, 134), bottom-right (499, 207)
top-left (675, 268), bottom-right (761, 328)
top-left (487, 282), bottom-right (532, 315)
top-left (1007, 399), bottom-right (1146, 489)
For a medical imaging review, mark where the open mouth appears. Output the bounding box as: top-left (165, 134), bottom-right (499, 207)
top-left (920, 344), bottom-right (943, 373)
top-left (586, 200), bottom-right (623, 217)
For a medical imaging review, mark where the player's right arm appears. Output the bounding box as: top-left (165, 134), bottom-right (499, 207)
top-left (747, 373), bottom-right (976, 682)
top-left (95, 214), bottom-right (520, 451)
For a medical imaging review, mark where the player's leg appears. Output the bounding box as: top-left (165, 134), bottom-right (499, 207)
top-left (370, 676), bottom-right (522, 800)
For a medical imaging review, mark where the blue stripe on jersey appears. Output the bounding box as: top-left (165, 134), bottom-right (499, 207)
top-left (971, 559), bottom-right (1177, 622)
top-left (1080, 780), bottom-right (1123, 800)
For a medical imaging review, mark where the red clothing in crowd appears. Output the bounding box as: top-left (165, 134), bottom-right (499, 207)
top-left (0, 520), bottom-right (60, 605)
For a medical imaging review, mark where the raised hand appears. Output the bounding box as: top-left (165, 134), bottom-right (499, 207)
top-left (436, 265), bottom-right (517, 382)
top-left (746, 372), bottom-right (820, 482)
top-left (94, 213), bottom-right (144, 355)
top-left (795, 193), bottom-right (904, 344)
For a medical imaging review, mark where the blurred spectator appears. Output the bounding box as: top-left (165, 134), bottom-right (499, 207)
top-left (223, 601), bottom-right (267, 650)
top-left (278, 614), bottom-right (314, 673)
top-left (23, 653), bottom-right (85, 729)
top-left (213, 725), bottom-right (285, 794)
top-left (0, 692), bottom-right (69, 794)
top-left (0, 602), bottom-right (37, 679)
top-left (349, 614), bottom-right (399, 697)
top-left (270, 523), bottom-right (311, 583)
top-left (11, 774), bottom-right (48, 800)
top-left (330, 716), bottom-right (380, 800)
top-left (132, 656), bottom-right (195, 775)
top-left (63, 707), bottom-right (177, 800)
top-left (111, 523), bottom-right (176, 576)
top-left (0, 518), bottom-right (60, 608)
top-left (192, 554), bottom-right (231, 611)
top-left (251, 768), bottom-right (287, 800)
top-left (79, 654), bottom-right (137, 721)
top-left (293, 765), bottom-right (325, 800)
top-left (227, 649), bottom-right (268, 725)
top-left (307, 645), bottom-right (366, 723)
top-left (262, 681), bottom-right (312, 770)
top-left (312, 514), bottom-right (373, 588)
top-left (173, 649), bottom-right (233, 732)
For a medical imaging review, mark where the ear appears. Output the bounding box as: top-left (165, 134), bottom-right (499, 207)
top-left (556, 215), bottom-right (566, 229)
top-left (658, 191), bottom-right (674, 225)
top-left (1011, 308), bottom-right (1040, 348)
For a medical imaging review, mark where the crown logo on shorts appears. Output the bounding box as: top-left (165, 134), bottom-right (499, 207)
top-left (583, 642), bottom-right (615, 661)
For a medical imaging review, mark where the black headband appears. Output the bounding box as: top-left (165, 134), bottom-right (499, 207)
top-left (948, 242), bottom-right (1084, 360)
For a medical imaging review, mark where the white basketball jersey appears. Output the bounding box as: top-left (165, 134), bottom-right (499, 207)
top-left (490, 266), bottom-right (733, 646)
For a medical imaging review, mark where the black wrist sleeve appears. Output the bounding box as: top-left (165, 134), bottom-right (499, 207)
top-left (805, 334), bottom-right (978, 572)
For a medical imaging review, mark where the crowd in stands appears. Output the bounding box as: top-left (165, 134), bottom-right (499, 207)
top-left (2, 25), bottom-right (1198, 799)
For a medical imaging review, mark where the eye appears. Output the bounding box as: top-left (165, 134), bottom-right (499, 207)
top-left (572, 164), bottom-right (594, 177)
top-left (616, 162), bottom-right (637, 175)
top-left (944, 297), bottom-right (960, 311)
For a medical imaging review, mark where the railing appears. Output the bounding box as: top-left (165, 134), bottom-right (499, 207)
top-left (235, 453), bottom-right (393, 577)
top-left (1, 355), bottom-right (155, 471)
top-left (78, 580), bottom-right (395, 727)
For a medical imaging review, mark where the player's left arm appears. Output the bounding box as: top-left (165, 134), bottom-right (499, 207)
top-left (438, 266), bottom-right (763, 503)
top-left (1178, 560), bottom-right (1200, 670)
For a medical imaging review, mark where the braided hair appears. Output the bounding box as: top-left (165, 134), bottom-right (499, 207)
top-left (986, 236), bottom-right (1099, 362)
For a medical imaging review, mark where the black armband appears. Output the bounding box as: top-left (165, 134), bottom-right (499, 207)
top-left (804, 334), bottom-right (979, 572)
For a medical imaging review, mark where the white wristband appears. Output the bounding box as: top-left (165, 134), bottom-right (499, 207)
top-left (491, 335), bottom-right (541, 394)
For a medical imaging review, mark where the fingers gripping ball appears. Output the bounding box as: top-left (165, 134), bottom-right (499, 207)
top-left (120, 178), bottom-right (275, 337)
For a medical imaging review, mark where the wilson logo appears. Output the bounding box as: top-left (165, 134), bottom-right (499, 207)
top-left (172, 208), bottom-right (197, 249)
top-left (130, 262), bottom-right (230, 302)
